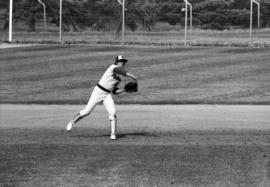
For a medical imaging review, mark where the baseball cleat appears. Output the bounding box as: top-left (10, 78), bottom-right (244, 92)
top-left (66, 120), bottom-right (74, 131)
top-left (110, 134), bottom-right (116, 140)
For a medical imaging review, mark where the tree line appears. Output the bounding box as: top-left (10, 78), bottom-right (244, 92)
top-left (1, 0), bottom-right (269, 32)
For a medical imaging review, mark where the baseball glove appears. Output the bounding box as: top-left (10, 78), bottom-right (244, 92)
top-left (124, 81), bottom-right (138, 93)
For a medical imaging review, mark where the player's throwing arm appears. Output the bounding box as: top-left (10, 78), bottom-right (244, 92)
top-left (66, 55), bottom-right (138, 140)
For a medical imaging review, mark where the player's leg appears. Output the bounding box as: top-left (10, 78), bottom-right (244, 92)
top-left (66, 96), bottom-right (97, 131)
top-left (103, 94), bottom-right (117, 140)
top-left (66, 87), bottom-right (104, 131)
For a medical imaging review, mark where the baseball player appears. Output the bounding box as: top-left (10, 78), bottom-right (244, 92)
top-left (66, 55), bottom-right (137, 140)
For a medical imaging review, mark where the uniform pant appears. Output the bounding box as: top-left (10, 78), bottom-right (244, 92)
top-left (79, 86), bottom-right (116, 121)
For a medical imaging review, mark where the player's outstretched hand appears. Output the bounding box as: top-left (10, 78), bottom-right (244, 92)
top-left (113, 88), bottom-right (125, 95)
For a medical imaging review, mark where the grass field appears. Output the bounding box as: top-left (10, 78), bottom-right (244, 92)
top-left (1, 104), bottom-right (270, 186)
top-left (1, 44), bottom-right (270, 186)
top-left (1, 45), bottom-right (270, 104)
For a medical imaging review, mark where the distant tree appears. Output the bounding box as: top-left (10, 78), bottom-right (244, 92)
top-left (134, 0), bottom-right (160, 31)
top-left (125, 1), bottom-right (139, 31)
top-left (14, 0), bottom-right (41, 32)
top-left (229, 0), bottom-right (249, 9)
top-left (158, 2), bottom-right (182, 26)
top-left (1, 0), bottom-right (49, 32)
top-left (228, 9), bottom-right (250, 28)
top-left (229, 0), bottom-right (270, 28)
top-left (2, 0), bottom-right (269, 32)
top-left (1, 4), bottom-right (9, 30)
top-left (44, 0), bottom-right (88, 31)
top-left (0, 0), bottom-right (9, 23)
top-left (193, 0), bottom-right (231, 30)
top-left (61, 1), bottom-right (87, 31)
top-left (83, 0), bottom-right (120, 31)
top-left (261, 1), bottom-right (270, 27)
top-left (27, 1), bottom-right (40, 32)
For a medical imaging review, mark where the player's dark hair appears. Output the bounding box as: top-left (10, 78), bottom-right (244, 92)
top-left (114, 57), bottom-right (119, 64)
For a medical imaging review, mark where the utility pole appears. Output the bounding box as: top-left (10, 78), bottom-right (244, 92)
top-left (37, 0), bottom-right (47, 32)
top-left (59, 0), bottom-right (62, 43)
top-left (122, 0), bottom-right (125, 42)
top-left (9, 0), bottom-right (13, 42)
top-left (183, 0), bottom-right (192, 46)
top-left (250, 0), bottom-right (260, 46)
top-left (116, 0), bottom-right (125, 42)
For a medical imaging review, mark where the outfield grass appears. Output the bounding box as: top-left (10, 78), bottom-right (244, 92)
top-left (1, 45), bottom-right (270, 104)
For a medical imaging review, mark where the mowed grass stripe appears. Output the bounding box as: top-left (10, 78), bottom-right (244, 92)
top-left (1, 45), bottom-right (269, 104)
top-left (0, 143), bottom-right (269, 186)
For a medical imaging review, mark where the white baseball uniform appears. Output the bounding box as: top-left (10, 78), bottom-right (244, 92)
top-left (79, 64), bottom-right (127, 121)
top-left (66, 55), bottom-right (132, 139)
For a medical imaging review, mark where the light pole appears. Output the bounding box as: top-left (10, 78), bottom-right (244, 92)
top-left (38, 0), bottom-right (47, 32)
top-left (184, 0), bottom-right (192, 46)
top-left (116, 0), bottom-right (125, 42)
top-left (250, 0), bottom-right (260, 46)
top-left (37, 0), bottom-right (47, 32)
top-left (59, 0), bottom-right (62, 43)
top-left (9, 0), bottom-right (13, 42)
top-left (184, 1), bottom-right (187, 46)
top-left (122, 0), bottom-right (125, 42)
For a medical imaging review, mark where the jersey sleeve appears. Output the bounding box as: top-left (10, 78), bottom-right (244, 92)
top-left (113, 67), bottom-right (127, 76)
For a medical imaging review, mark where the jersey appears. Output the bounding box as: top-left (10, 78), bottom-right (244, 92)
top-left (98, 64), bottom-right (127, 92)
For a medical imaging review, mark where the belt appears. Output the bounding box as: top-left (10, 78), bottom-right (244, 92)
top-left (97, 84), bottom-right (111, 93)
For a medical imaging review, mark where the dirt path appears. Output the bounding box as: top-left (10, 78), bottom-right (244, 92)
top-left (0, 43), bottom-right (38, 49)
top-left (1, 104), bottom-right (270, 130)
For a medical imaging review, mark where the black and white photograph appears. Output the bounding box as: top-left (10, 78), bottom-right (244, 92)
top-left (0, 0), bottom-right (270, 186)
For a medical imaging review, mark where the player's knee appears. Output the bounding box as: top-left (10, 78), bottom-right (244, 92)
top-left (79, 109), bottom-right (90, 117)
top-left (109, 113), bottom-right (117, 121)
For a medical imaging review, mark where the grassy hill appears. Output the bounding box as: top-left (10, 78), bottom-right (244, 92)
top-left (1, 45), bottom-right (270, 104)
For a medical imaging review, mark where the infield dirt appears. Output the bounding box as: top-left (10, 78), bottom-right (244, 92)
top-left (0, 104), bottom-right (269, 186)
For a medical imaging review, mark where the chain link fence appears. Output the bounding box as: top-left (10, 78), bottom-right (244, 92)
top-left (1, 0), bottom-right (270, 47)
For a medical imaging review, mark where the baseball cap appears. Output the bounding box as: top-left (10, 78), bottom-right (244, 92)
top-left (115, 55), bottom-right (128, 63)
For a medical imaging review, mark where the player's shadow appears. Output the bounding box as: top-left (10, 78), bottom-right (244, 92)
top-left (71, 132), bottom-right (156, 139)
top-left (117, 132), bottom-right (157, 139)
